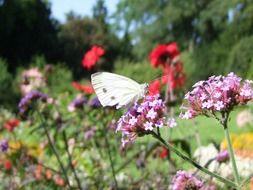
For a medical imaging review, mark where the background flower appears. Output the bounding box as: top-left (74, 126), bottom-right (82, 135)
top-left (18, 90), bottom-right (48, 113)
top-left (3, 118), bottom-right (20, 132)
top-left (171, 170), bottom-right (203, 190)
top-left (20, 68), bottom-right (46, 95)
top-left (148, 80), bottom-right (161, 95)
top-left (72, 82), bottom-right (94, 94)
top-left (82, 46), bottom-right (105, 70)
top-left (149, 42), bottom-right (186, 93)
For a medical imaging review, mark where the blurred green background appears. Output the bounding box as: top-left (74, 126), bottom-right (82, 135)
top-left (1, 0), bottom-right (253, 109)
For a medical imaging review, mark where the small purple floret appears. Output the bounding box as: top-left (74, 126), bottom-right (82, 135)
top-left (216, 150), bottom-right (229, 162)
top-left (0, 139), bottom-right (9, 153)
top-left (88, 97), bottom-right (101, 108)
top-left (18, 90), bottom-right (48, 113)
top-left (68, 96), bottom-right (87, 112)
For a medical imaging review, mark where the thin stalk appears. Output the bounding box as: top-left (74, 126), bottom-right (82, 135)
top-left (115, 151), bottom-right (142, 173)
top-left (38, 113), bottom-right (71, 189)
top-left (224, 126), bottom-right (241, 188)
top-left (104, 132), bottom-right (118, 189)
top-left (240, 173), bottom-right (253, 187)
top-left (151, 131), bottom-right (237, 188)
top-left (63, 131), bottom-right (82, 190)
top-left (39, 163), bottom-right (63, 175)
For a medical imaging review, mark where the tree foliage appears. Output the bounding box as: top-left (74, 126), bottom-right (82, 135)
top-left (58, 11), bottom-right (121, 79)
top-left (113, 0), bottom-right (253, 84)
top-left (0, 0), bottom-right (60, 71)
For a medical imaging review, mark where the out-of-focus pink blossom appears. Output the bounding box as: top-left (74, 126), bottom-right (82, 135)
top-left (167, 118), bottom-right (177, 128)
top-left (171, 170), bottom-right (204, 190)
top-left (84, 127), bottom-right (96, 140)
top-left (20, 68), bottom-right (46, 95)
top-left (68, 138), bottom-right (75, 154)
top-left (236, 110), bottom-right (253, 128)
top-left (216, 150), bottom-right (229, 163)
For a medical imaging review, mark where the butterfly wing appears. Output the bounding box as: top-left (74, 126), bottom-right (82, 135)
top-left (91, 72), bottom-right (142, 109)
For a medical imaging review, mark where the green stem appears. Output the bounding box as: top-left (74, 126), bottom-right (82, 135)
top-left (224, 126), bottom-right (241, 188)
top-left (240, 173), bottom-right (253, 187)
top-left (104, 132), bottom-right (118, 189)
top-left (38, 113), bottom-right (71, 189)
top-left (151, 131), bottom-right (237, 188)
top-left (63, 131), bottom-right (82, 190)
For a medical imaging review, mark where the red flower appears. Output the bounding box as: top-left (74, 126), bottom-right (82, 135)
top-left (54, 177), bottom-right (65, 187)
top-left (166, 42), bottom-right (180, 61)
top-left (4, 159), bottom-right (12, 170)
top-left (34, 164), bottom-right (42, 180)
top-left (46, 169), bottom-right (52, 180)
top-left (72, 82), bottom-right (94, 94)
top-left (149, 45), bottom-right (169, 67)
top-left (82, 46), bottom-right (105, 70)
top-left (4, 118), bottom-right (20, 132)
top-left (148, 80), bottom-right (161, 95)
top-left (161, 73), bottom-right (186, 90)
top-left (149, 42), bottom-right (180, 67)
top-left (159, 147), bottom-right (169, 159)
top-left (161, 62), bottom-right (186, 90)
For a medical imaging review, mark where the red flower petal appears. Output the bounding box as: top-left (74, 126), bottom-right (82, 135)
top-left (72, 82), bottom-right (94, 94)
top-left (4, 119), bottom-right (20, 132)
top-left (149, 80), bottom-right (161, 95)
top-left (82, 46), bottom-right (105, 70)
top-left (4, 160), bottom-right (12, 170)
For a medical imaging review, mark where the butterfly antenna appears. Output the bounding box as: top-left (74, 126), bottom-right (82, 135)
top-left (149, 73), bottom-right (167, 84)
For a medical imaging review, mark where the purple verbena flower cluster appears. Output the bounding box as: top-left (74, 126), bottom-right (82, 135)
top-left (68, 96), bottom-right (87, 112)
top-left (88, 97), bottom-right (101, 108)
top-left (116, 95), bottom-right (166, 147)
top-left (180, 73), bottom-right (253, 119)
top-left (171, 170), bottom-right (204, 190)
top-left (215, 150), bottom-right (229, 163)
top-left (0, 139), bottom-right (9, 153)
top-left (18, 90), bottom-right (48, 113)
top-left (84, 127), bottom-right (96, 140)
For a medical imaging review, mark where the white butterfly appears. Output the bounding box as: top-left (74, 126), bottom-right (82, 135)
top-left (91, 72), bottom-right (149, 109)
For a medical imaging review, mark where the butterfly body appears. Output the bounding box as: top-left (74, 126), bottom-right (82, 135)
top-left (91, 72), bottom-right (148, 109)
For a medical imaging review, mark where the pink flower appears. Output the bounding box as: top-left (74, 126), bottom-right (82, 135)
top-left (144, 121), bottom-right (154, 131)
top-left (180, 73), bottom-right (253, 119)
top-left (171, 170), bottom-right (204, 190)
top-left (167, 118), bottom-right (177, 128)
top-left (216, 150), bottom-right (229, 163)
top-left (147, 108), bottom-right (157, 119)
top-left (82, 46), bottom-right (105, 70)
top-left (20, 68), bottom-right (46, 95)
top-left (116, 95), bottom-right (166, 146)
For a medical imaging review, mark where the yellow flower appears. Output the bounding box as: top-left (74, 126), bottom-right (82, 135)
top-left (8, 141), bottom-right (22, 153)
top-left (221, 132), bottom-right (253, 158)
top-left (27, 145), bottom-right (43, 158)
top-left (8, 140), bottom-right (43, 158)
